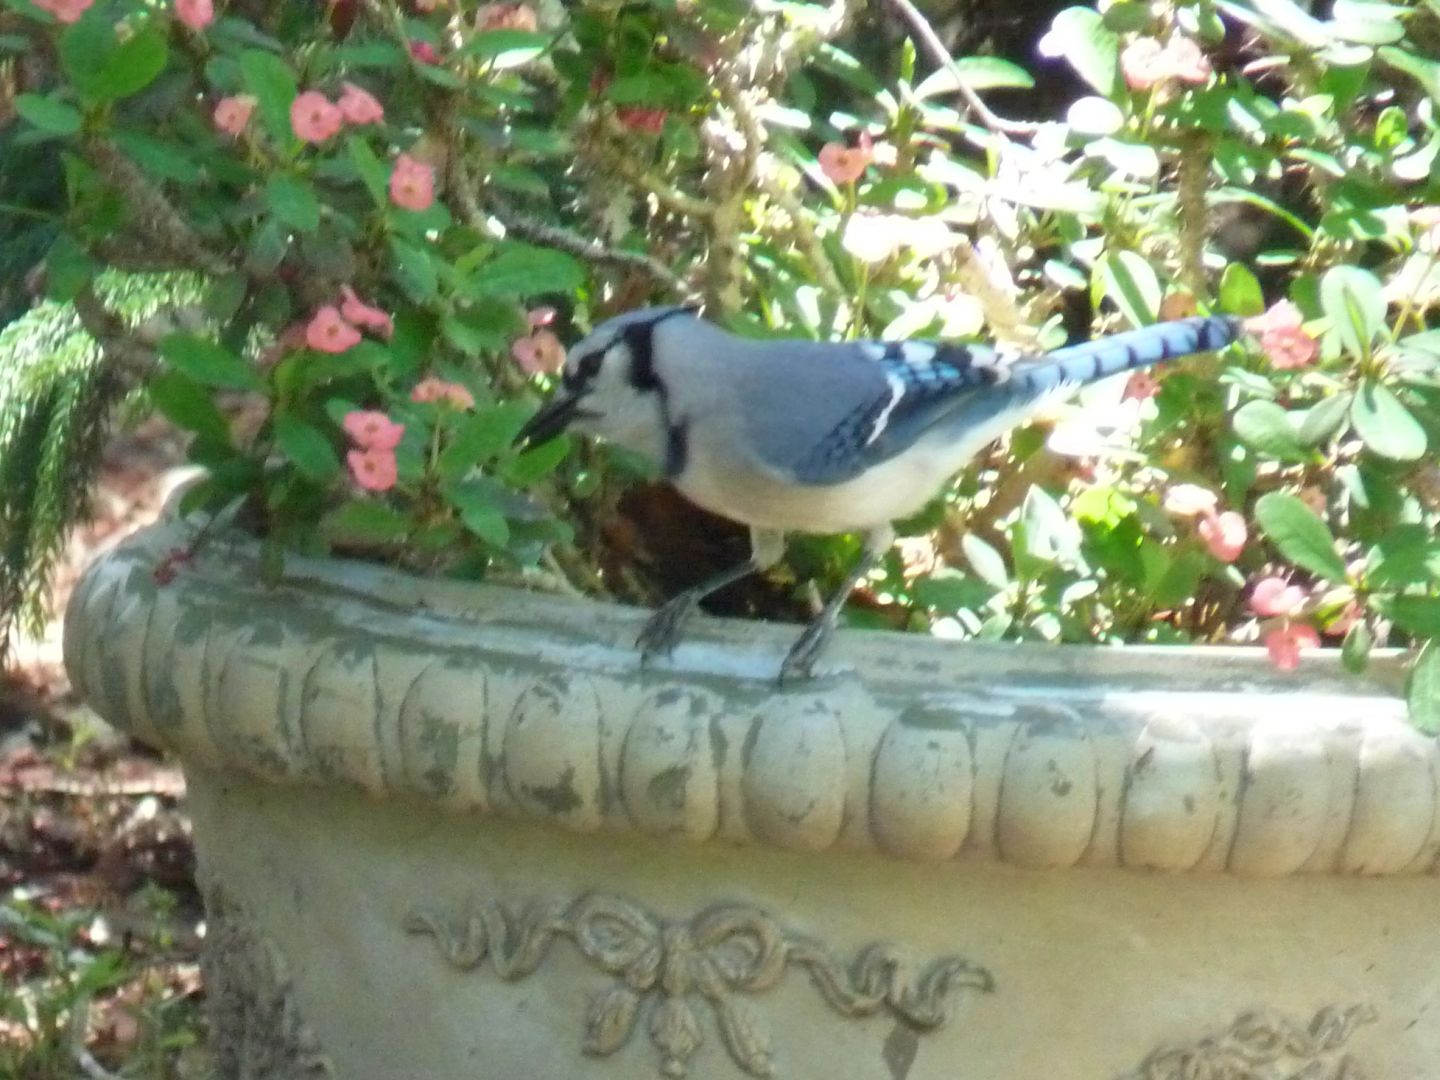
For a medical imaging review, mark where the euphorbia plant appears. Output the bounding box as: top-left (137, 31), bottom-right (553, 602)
top-left (4, 0), bottom-right (1440, 725)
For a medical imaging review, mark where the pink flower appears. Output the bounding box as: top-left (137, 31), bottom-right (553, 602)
top-left (527, 307), bottom-right (557, 330)
top-left (389, 153), bottom-right (436, 211)
top-left (1121, 36), bottom-right (1211, 91)
top-left (1264, 622), bottom-right (1319, 671)
top-left (306, 306), bottom-right (362, 353)
top-left (477, 2), bottom-right (537, 31)
top-left (291, 91), bottom-right (343, 144)
top-left (33, 0), bottom-right (93, 23)
top-left (343, 410), bottom-right (405, 451)
top-left (1122, 370), bottom-right (1161, 401)
top-left (409, 41), bottom-right (441, 64)
top-left (1163, 484), bottom-right (1218, 517)
top-left (213, 95), bottom-right (257, 137)
top-left (818, 141), bottom-right (872, 184)
top-left (1245, 300), bottom-right (1318, 370)
top-left (1250, 576), bottom-right (1305, 617)
top-left (339, 285), bottom-right (394, 338)
top-left (338, 82), bottom-right (384, 126)
top-left (411, 376), bottom-right (475, 409)
top-left (1198, 510), bottom-right (1247, 563)
top-left (174, 0), bottom-right (214, 31)
top-left (511, 329), bottom-right (566, 376)
top-left (616, 106), bottom-right (667, 135)
top-left (347, 448), bottom-right (399, 492)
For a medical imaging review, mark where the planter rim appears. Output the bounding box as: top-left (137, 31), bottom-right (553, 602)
top-left (64, 514), bottom-right (1438, 878)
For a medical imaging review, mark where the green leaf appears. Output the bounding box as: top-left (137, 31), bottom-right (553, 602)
top-left (322, 500), bottom-right (411, 545)
top-left (265, 174), bottom-right (321, 232)
top-left (240, 49), bottom-right (299, 146)
top-left (462, 29), bottom-right (551, 68)
top-left (1254, 492), bottom-right (1348, 583)
top-left (1407, 640), bottom-right (1440, 734)
top-left (1319, 265), bottom-right (1386, 357)
top-left (1296, 391), bottom-right (1353, 446)
top-left (61, 22), bottom-right (168, 103)
top-left (1389, 597), bottom-right (1440, 639)
top-left (471, 244), bottom-right (585, 297)
top-left (389, 237), bottom-right (439, 302)
top-left (503, 435), bottom-right (570, 485)
top-left (913, 56), bottom-right (1035, 99)
top-left (347, 136), bottom-right (387, 205)
top-left (1340, 618), bottom-right (1372, 674)
top-left (1367, 525), bottom-right (1440, 589)
top-left (148, 372), bottom-right (231, 446)
top-left (1041, 7), bottom-right (1119, 96)
top-left (274, 415), bottom-right (340, 482)
top-left (913, 570), bottom-right (997, 612)
top-left (962, 533), bottom-right (1009, 589)
top-left (1232, 400), bottom-right (1308, 461)
top-left (1219, 263), bottom-right (1265, 316)
top-left (449, 485), bottom-right (510, 548)
top-left (159, 334), bottom-right (265, 391)
top-left (1350, 380), bottom-right (1427, 461)
top-left (13, 93), bottom-right (81, 136)
top-left (438, 405), bottom-right (529, 484)
top-left (1097, 250), bottom-right (1160, 327)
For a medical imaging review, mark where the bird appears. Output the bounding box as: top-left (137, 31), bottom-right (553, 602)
top-left (514, 305), bottom-right (1243, 683)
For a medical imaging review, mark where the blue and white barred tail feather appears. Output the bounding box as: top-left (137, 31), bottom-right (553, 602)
top-left (1009, 315), bottom-right (1244, 397)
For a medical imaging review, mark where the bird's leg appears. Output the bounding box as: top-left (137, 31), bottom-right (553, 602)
top-left (778, 525), bottom-right (895, 686)
top-left (637, 526), bottom-right (786, 661)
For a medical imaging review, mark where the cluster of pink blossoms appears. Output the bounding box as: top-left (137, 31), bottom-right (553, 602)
top-left (305, 286), bottom-right (393, 355)
top-left (342, 411), bottom-right (405, 493)
top-left (290, 84), bottom-right (384, 143)
top-left (1120, 36), bottom-right (1212, 91)
top-left (1163, 484), bottom-right (1248, 564)
top-left (35, 0), bottom-right (211, 27)
top-left (510, 308), bottom-right (566, 376)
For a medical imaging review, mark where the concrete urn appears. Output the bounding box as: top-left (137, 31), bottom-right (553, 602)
top-left (63, 514), bottom-right (1440, 1080)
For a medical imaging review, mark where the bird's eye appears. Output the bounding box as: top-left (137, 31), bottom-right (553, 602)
top-left (578, 351), bottom-right (603, 380)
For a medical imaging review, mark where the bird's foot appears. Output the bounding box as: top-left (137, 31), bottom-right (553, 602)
top-left (777, 615), bottom-right (836, 686)
top-left (637, 590), bottom-right (699, 663)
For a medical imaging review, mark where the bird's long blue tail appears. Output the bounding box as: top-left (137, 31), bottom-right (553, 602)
top-left (1010, 316), bottom-right (1243, 396)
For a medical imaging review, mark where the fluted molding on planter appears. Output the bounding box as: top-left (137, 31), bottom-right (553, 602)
top-left (63, 515), bottom-right (1434, 880)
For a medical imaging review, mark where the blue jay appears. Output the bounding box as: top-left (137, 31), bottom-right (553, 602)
top-left (515, 306), bottom-right (1242, 682)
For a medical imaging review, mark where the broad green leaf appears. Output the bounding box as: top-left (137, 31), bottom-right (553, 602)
top-left (113, 132), bottom-right (201, 183)
top-left (390, 237), bottom-right (439, 302)
top-left (1351, 380), bottom-right (1426, 460)
top-left (274, 415), bottom-right (340, 482)
top-left (347, 136), bottom-right (387, 205)
top-left (1340, 618), bottom-right (1372, 674)
top-left (159, 334), bottom-right (265, 391)
top-left (1319, 265), bottom-right (1386, 356)
top-left (1232, 400), bottom-right (1308, 461)
top-left (1389, 597), bottom-right (1440, 639)
top-left (450, 485), bottom-right (510, 548)
top-left (462, 29), bottom-right (551, 69)
top-left (1254, 492), bottom-right (1348, 583)
top-left (148, 372), bottom-right (231, 446)
top-left (61, 22), bottom-right (168, 103)
top-left (1380, 46), bottom-right (1440, 104)
top-left (1039, 7), bottom-right (1119, 96)
top-left (1219, 263), bottom-right (1265, 316)
top-left (240, 49), bottom-right (299, 146)
top-left (323, 501), bottom-right (411, 545)
top-left (1295, 391), bottom-right (1353, 446)
top-left (1408, 640), bottom-right (1440, 734)
top-left (914, 570), bottom-right (997, 613)
top-left (265, 174), bottom-right (321, 232)
top-left (913, 56), bottom-right (1035, 99)
top-left (1090, 138), bottom-right (1159, 178)
top-left (1097, 250), bottom-right (1160, 328)
top-left (438, 405), bottom-right (529, 484)
top-left (503, 435), bottom-right (570, 485)
top-left (1367, 524), bottom-right (1440, 588)
top-left (962, 533), bottom-right (1009, 589)
top-left (1066, 96), bottom-right (1124, 136)
top-left (472, 244), bottom-right (585, 297)
top-left (14, 93), bottom-right (81, 135)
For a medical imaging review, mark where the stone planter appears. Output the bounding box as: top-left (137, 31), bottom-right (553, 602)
top-left (64, 515), bottom-right (1440, 1080)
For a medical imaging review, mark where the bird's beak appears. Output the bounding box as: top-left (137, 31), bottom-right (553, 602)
top-left (514, 390), bottom-right (585, 448)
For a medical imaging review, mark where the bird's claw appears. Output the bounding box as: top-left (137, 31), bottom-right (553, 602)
top-left (637, 591), bottom-right (698, 662)
top-left (777, 617), bottom-right (834, 686)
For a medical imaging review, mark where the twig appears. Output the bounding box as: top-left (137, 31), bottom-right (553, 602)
top-left (879, 0), bottom-right (1040, 137)
top-left (593, 118), bottom-right (718, 220)
top-left (489, 193), bottom-right (692, 299)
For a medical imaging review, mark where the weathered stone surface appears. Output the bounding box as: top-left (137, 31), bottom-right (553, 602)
top-left (63, 518), bottom-right (1440, 1079)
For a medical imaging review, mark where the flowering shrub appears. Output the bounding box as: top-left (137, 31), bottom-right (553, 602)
top-left (3, 0), bottom-right (1440, 723)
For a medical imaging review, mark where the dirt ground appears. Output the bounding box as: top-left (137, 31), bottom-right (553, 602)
top-left (2, 420), bottom-right (209, 1079)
